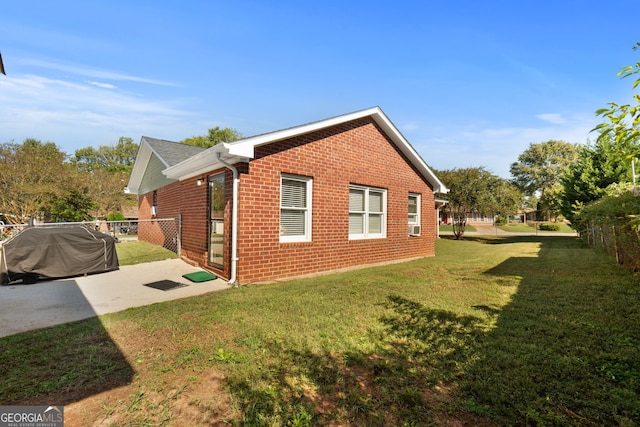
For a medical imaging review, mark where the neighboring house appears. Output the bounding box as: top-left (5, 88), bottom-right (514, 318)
top-left (441, 212), bottom-right (496, 225)
top-left (127, 107), bottom-right (448, 285)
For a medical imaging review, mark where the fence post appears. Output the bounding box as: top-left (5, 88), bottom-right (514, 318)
top-left (612, 222), bottom-right (620, 265)
top-left (177, 214), bottom-right (182, 256)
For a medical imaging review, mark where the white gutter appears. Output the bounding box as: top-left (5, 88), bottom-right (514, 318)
top-left (216, 152), bottom-right (239, 286)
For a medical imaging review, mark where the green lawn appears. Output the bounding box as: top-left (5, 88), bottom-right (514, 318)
top-left (499, 222), bottom-right (575, 233)
top-left (438, 224), bottom-right (477, 232)
top-left (1, 236), bottom-right (639, 426)
top-left (116, 240), bottom-right (177, 265)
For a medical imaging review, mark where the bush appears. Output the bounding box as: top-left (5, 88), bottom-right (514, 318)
top-left (494, 216), bottom-right (507, 226)
top-left (539, 223), bottom-right (560, 231)
top-left (107, 212), bottom-right (125, 221)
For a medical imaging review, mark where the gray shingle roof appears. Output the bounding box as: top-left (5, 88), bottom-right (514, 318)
top-left (142, 136), bottom-right (207, 167)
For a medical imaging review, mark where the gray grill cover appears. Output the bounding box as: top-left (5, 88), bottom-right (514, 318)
top-left (0, 226), bottom-right (119, 285)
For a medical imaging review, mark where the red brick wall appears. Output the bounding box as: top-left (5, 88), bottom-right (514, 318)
top-left (139, 117), bottom-right (438, 284)
top-left (139, 170), bottom-right (234, 279)
top-left (137, 182), bottom-right (185, 250)
top-left (236, 117), bottom-right (436, 283)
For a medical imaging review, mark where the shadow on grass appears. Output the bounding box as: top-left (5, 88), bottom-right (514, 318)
top-left (0, 317), bottom-right (135, 406)
top-left (224, 295), bottom-right (497, 426)
top-left (466, 236), bottom-right (640, 425)
top-left (225, 332), bottom-right (489, 426)
top-left (225, 236), bottom-right (640, 426)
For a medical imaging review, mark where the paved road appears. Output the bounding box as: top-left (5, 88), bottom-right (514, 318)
top-left (0, 259), bottom-right (231, 338)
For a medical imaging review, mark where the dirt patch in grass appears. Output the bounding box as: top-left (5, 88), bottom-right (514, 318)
top-left (65, 367), bottom-right (235, 426)
top-left (62, 318), bottom-right (240, 426)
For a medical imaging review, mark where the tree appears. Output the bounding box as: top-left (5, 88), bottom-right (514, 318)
top-left (72, 137), bottom-right (138, 173)
top-left (437, 167), bottom-right (523, 239)
top-left (561, 43), bottom-right (640, 223)
top-left (510, 140), bottom-right (579, 220)
top-left (72, 137), bottom-right (139, 218)
top-left (593, 42), bottom-right (640, 149)
top-left (0, 139), bottom-right (90, 222)
top-left (83, 167), bottom-right (133, 219)
top-left (180, 126), bottom-right (242, 148)
top-left (49, 185), bottom-right (96, 222)
top-left (560, 133), bottom-right (632, 222)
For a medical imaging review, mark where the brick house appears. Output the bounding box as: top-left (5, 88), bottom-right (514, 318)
top-left (127, 107), bottom-right (448, 284)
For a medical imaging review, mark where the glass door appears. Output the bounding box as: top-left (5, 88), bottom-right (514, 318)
top-left (209, 173), bottom-right (225, 268)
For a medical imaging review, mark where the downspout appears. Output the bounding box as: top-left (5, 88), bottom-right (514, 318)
top-left (216, 152), bottom-right (239, 286)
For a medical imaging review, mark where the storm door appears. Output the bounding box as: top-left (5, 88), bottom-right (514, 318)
top-left (209, 173), bottom-right (225, 268)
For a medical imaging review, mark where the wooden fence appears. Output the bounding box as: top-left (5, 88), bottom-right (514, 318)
top-left (581, 220), bottom-right (640, 272)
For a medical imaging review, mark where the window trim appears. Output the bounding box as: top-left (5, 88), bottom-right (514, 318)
top-left (408, 193), bottom-right (421, 236)
top-left (349, 184), bottom-right (387, 240)
top-left (280, 174), bottom-right (312, 243)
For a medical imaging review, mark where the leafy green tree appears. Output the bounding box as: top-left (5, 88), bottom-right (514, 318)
top-left (73, 137), bottom-right (138, 173)
top-left (72, 137), bottom-right (138, 219)
top-left (180, 126), bottom-right (242, 148)
top-left (437, 167), bottom-right (523, 239)
top-left (83, 167), bottom-right (134, 219)
top-left (593, 42), bottom-right (640, 148)
top-left (0, 139), bottom-right (89, 222)
top-left (560, 133), bottom-right (632, 222)
top-left (510, 140), bottom-right (579, 220)
top-left (49, 185), bottom-right (96, 222)
top-left (562, 44), bottom-right (640, 223)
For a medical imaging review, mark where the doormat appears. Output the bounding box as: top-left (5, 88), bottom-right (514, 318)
top-left (182, 271), bottom-right (217, 283)
top-left (144, 280), bottom-right (188, 291)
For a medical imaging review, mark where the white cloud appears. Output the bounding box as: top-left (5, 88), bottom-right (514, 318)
top-left (0, 72), bottom-right (205, 150)
top-left (18, 57), bottom-right (178, 87)
top-left (536, 113), bottom-right (567, 125)
top-left (86, 81), bottom-right (117, 89)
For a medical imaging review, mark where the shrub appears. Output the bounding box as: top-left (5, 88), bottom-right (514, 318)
top-left (107, 212), bottom-right (125, 221)
top-left (539, 223), bottom-right (560, 231)
top-left (494, 216), bottom-right (507, 226)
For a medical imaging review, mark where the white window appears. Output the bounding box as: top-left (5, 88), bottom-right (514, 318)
top-left (280, 174), bottom-right (312, 242)
top-left (349, 185), bottom-right (386, 239)
top-left (408, 193), bottom-right (421, 235)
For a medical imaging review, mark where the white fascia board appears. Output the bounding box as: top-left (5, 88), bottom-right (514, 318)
top-left (225, 107), bottom-right (383, 156)
top-left (369, 110), bottom-right (450, 194)
top-left (163, 144), bottom-right (251, 181)
top-left (162, 106), bottom-right (449, 193)
top-left (223, 141), bottom-right (255, 158)
top-left (126, 140), bottom-right (154, 195)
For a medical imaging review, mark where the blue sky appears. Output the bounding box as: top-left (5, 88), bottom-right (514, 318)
top-left (1, 1), bottom-right (638, 178)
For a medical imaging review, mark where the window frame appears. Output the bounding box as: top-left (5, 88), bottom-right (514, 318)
top-left (349, 184), bottom-right (387, 240)
top-left (280, 174), bottom-right (313, 243)
top-left (408, 193), bottom-right (421, 235)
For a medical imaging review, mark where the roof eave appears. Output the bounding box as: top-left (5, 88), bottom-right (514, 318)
top-left (368, 109), bottom-right (449, 194)
top-left (126, 138), bottom-right (162, 195)
top-left (163, 144), bottom-right (251, 180)
top-left (159, 107), bottom-right (449, 193)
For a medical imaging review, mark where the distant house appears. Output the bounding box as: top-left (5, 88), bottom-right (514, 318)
top-left (127, 107), bottom-right (448, 284)
top-left (441, 211), bottom-right (496, 225)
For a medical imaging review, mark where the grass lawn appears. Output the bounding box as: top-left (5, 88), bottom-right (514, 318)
top-left (499, 223), bottom-right (575, 233)
top-left (438, 224), bottom-right (477, 232)
top-left (116, 240), bottom-right (178, 265)
top-left (1, 236), bottom-right (639, 426)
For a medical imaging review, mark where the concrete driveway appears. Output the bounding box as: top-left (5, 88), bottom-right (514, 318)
top-left (0, 259), bottom-right (231, 338)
